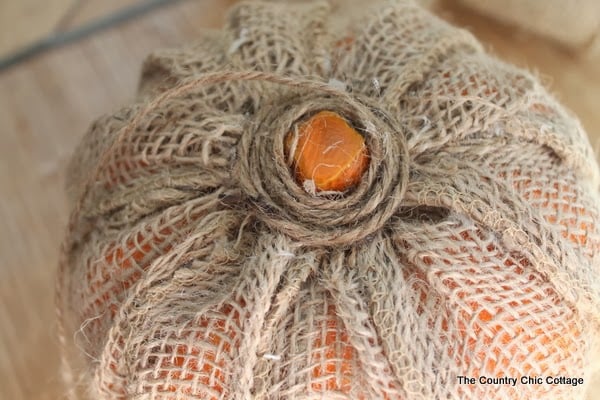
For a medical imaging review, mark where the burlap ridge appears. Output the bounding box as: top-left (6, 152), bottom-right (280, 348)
top-left (57, 0), bottom-right (600, 399)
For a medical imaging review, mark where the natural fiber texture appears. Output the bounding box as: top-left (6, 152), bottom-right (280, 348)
top-left (457, 0), bottom-right (600, 51)
top-left (58, 0), bottom-right (600, 399)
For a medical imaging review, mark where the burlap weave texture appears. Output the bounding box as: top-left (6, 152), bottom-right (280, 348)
top-left (58, 1), bottom-right (600, 399)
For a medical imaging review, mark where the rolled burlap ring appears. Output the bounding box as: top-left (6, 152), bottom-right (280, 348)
top-left (58, 1), bottom-right (600, 399)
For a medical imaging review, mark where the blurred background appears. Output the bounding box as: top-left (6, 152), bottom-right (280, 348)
top-left (0, 0), bottom-right (598, 399)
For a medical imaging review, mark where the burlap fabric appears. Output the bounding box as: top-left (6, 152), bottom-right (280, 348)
top-left (457, 0), bottom-right (600, 52)
top-left (57, 0), bottom-right (600, 399)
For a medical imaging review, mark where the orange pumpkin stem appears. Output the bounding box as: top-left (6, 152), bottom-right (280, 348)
top-left (285, 110), bottom-right (369, 192)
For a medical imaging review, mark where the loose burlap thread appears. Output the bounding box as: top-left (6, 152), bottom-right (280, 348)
top-left (57, 0), bottom-right (600, 399)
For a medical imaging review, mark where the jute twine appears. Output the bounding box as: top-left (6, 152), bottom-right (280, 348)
top-left (57, 1), bottom-right (600, 399)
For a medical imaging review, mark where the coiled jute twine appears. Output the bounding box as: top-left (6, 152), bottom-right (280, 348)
top-left (236, 86), bottom-right (409, 246)
top-left (57, 1), bottom-right (600, 399)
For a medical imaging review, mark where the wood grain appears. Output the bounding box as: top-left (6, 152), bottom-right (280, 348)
top-left (57, 0), bottom-right (142, 31)
top-left (0, 1), bottom-right (598, 399)
top-left (0, 0), bottom-right (73, 57)
top-left (0, 0), bottom-right (146, 59)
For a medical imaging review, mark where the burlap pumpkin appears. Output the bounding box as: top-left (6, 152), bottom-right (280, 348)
top-left (57, 0), bottom-right (600, 399)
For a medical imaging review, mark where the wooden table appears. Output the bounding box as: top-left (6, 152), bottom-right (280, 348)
top-left (0, 1), bottom-right (598, 399)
